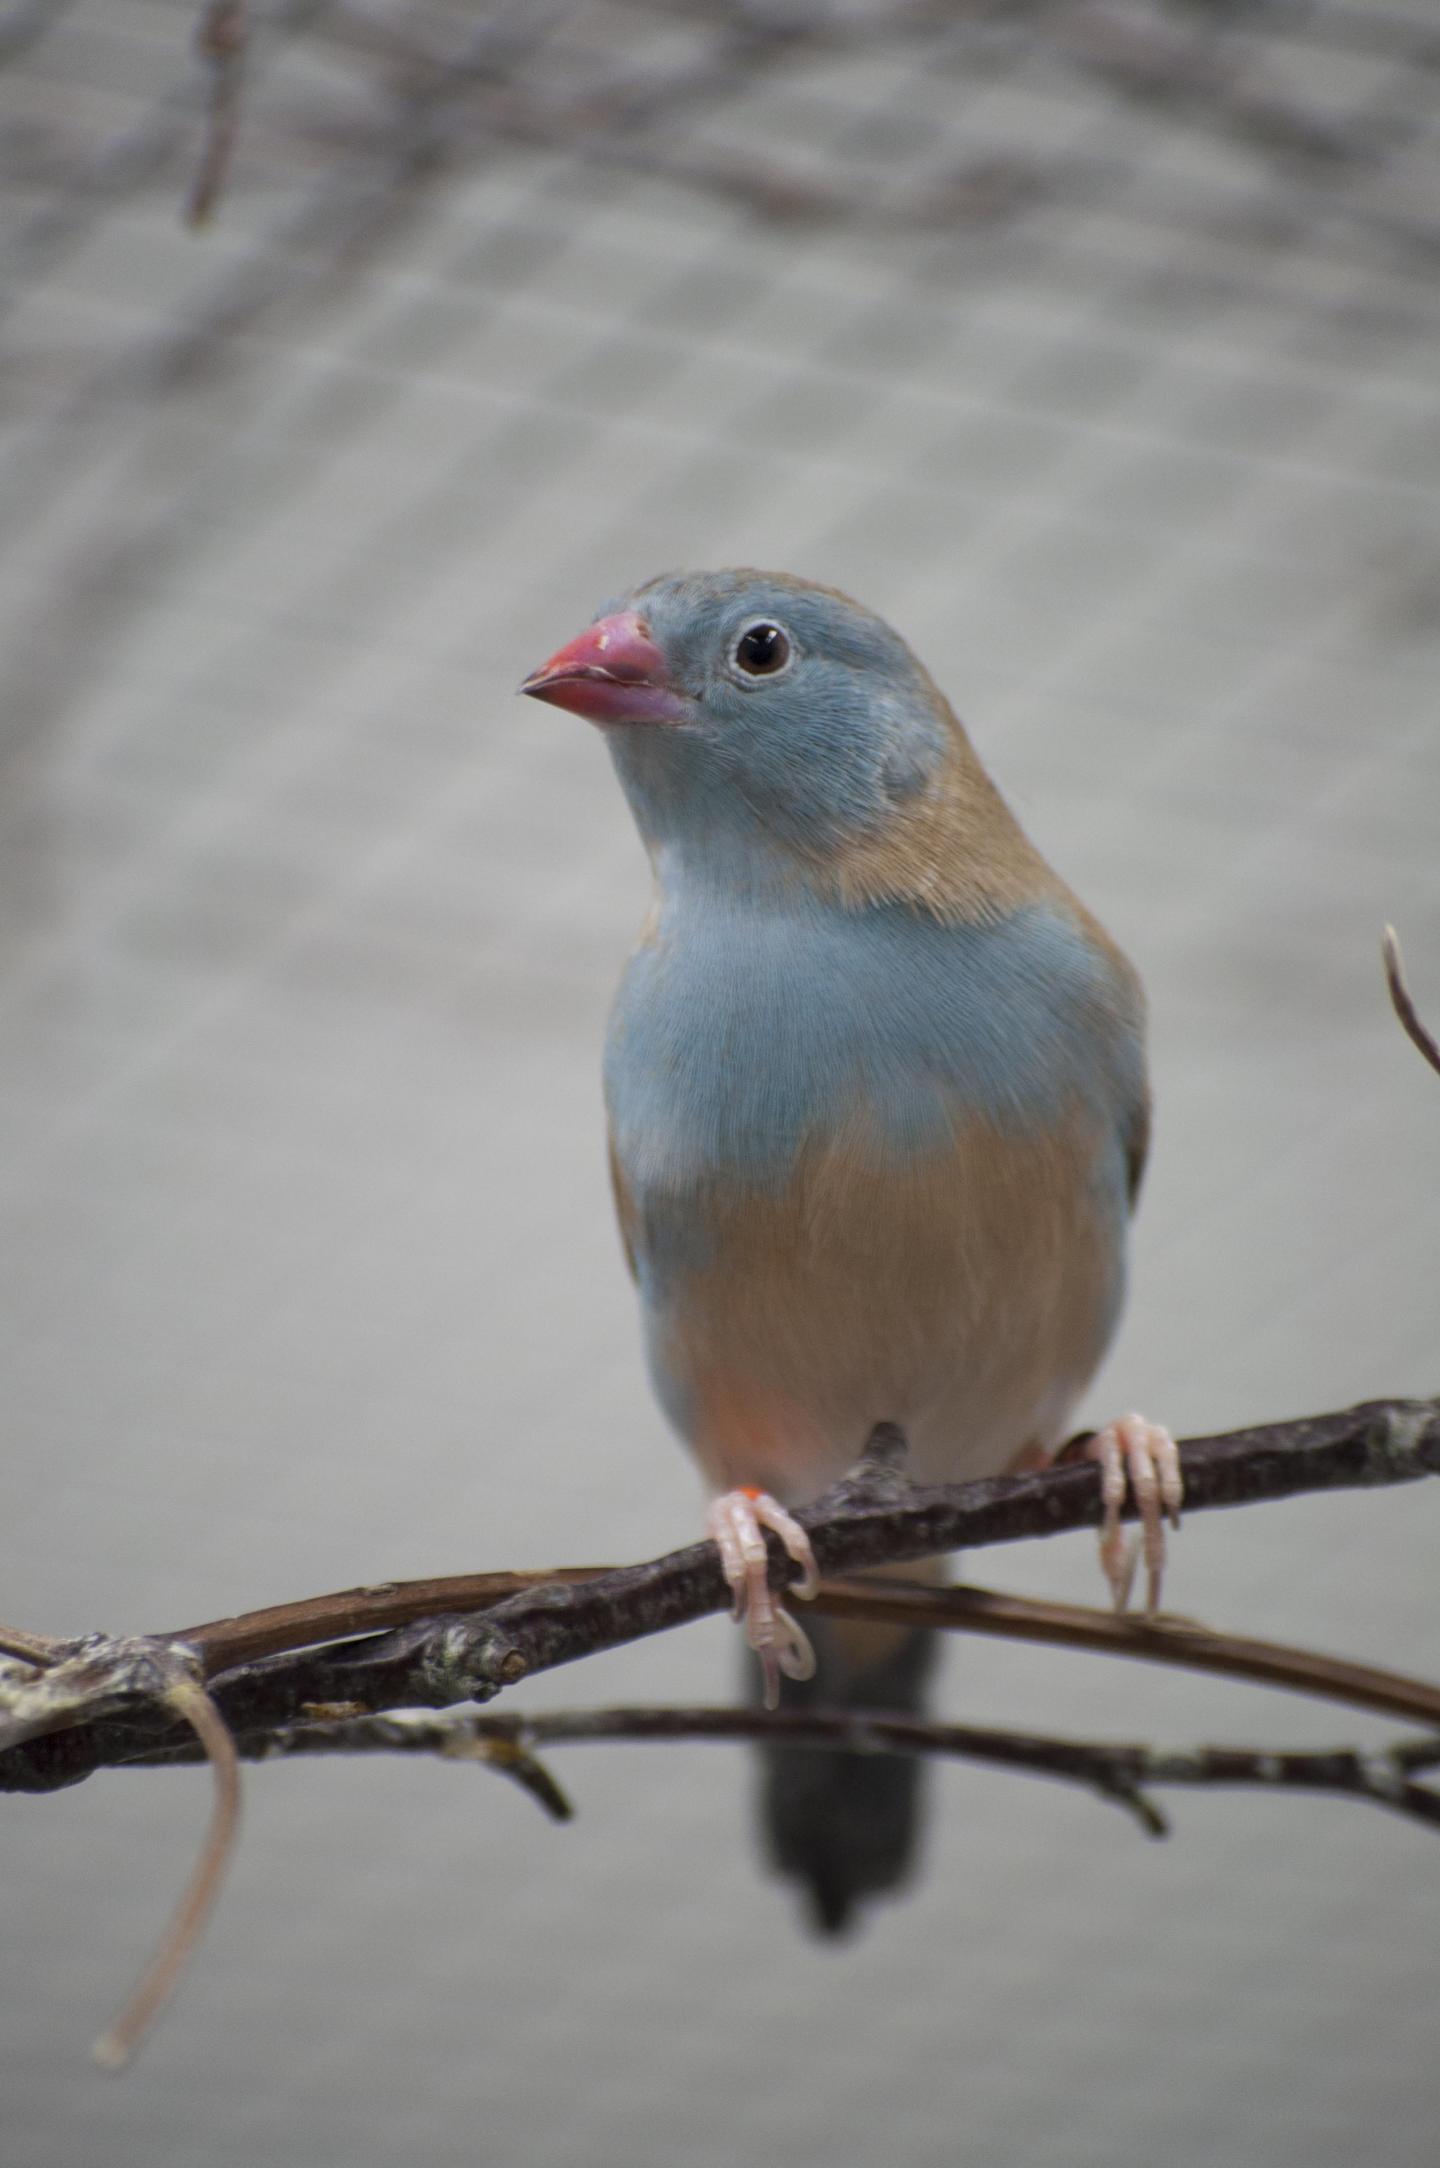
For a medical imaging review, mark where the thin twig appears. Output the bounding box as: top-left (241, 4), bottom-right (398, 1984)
top-left (814, 1580), bottom-right (1440, 1729)
top-left (0, 1624), bottom-right (62, 1667)
top-left (1384, 925), bottom-right (1440, 1081)
top-left (92, 1676), bottom-right (241, 2071)
top-left (186, 0), bottom-right (248, 227)
top-left (206, 1702), bottom-right (1440, 1840)
top-left (180, 1567), bottom-right (606, 1671)
top-left (439, 1731), bottom-right (574, 1823)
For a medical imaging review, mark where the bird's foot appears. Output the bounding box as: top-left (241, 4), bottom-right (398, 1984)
top-left (706, 1487), bottom-right (819, 1709)
top-left (1084, 1413), bottom-right (1183, 1614)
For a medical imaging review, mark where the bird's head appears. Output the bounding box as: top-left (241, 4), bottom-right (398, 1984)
top-left (519, 569), bottom-right (957, 870)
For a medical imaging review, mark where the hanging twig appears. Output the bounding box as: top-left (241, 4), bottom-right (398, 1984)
top-left (92, 1675), bottom-right (241, 2071)
top-left (0, 1635), bottom-right (243, 2067)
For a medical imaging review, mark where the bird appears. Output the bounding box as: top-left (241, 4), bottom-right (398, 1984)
top-left (520, 569), bottom-right (1179, 1933)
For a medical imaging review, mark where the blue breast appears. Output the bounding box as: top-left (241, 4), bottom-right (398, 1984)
top-left (605, 887), bottom-right (1145, 1201)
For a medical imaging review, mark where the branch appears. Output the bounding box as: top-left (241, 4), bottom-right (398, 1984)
top-left (2, 1396), bottom-right (1437, 1797)
top-left (142, 1702), bottom-right (1440, 1843)
top-left (6, 1395), bottom-right (1438, 2066)
top-left (813, 1579), bottom-right (1440, 1730)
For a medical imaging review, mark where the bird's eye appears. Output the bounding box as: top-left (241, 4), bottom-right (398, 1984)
top-left (734, 622), bottom-right (791, 677)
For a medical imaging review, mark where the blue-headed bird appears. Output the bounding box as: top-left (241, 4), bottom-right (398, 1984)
top-left (521, 571), bottom-right (1179, 1933)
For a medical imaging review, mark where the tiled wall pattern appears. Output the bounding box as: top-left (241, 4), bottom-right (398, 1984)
top-left (2, 5), bottom-right (1438, 2164)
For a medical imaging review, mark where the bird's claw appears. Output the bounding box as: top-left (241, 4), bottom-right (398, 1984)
top-left (1086, 1413), bottom-right (1182, 1614)
top-left (706, 1487), bottom-right (819, 1708)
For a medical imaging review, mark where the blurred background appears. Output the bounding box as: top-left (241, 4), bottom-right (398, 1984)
top-left (2, 2), bottom-right (1438, 2162)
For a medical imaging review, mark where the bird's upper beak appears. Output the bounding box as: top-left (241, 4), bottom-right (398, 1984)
top-left (518, 611), bottom-right (692, 728)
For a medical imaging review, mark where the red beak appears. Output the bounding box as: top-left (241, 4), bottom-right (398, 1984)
top-left (519, 611), bottom-right (691, 728)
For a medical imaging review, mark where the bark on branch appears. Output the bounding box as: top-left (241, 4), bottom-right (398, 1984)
top-left (3, 1395), bottom-right (1437, 1799)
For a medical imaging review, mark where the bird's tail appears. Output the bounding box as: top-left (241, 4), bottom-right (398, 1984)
top-left (751, 1593), bottom-right (940, 1937)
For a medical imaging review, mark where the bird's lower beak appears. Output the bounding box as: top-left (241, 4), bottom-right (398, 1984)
top-left (519, 611), bottom-right (692, 728)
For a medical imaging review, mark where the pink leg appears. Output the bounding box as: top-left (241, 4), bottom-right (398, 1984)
top-left (1085, 1414), bottom-right (1183, 1614)
top-left (705, 1487), bottom-right (820, 1709)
